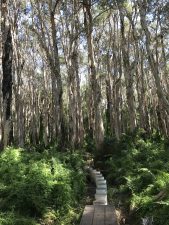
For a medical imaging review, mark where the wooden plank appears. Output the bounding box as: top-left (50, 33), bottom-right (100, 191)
top-left (80, 205), bottom-right (94, 225)
top-left (93, 205), bottom-right (105, 225)
top-left (105, 206), bottom-right (118, 225)
top-left (93, 200), bottom-right (107, 205)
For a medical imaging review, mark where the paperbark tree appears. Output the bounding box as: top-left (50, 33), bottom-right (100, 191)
top-left (119, 6), bottom-right (136, 132)
top-left (138, 0), bottom-right (169, 115)
top-left (83, 0), bottom-right (104, 149)
top-left (1, 0), bottom-right (13, 149)
top-left (30, 0), bottom-right (63, 144)
top-left (61, 0), bottom-right (84, 148)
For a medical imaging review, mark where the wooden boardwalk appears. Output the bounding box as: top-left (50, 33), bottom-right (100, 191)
top-left (80, 167), bottom-right (118, 225)
top-left (80, 205), bottom-right (118, 225)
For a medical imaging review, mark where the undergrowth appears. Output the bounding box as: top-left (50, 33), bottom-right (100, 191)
top-left (0, 147), bottom-right (86, 225)
top-left (95, 130), bottom-right (169, 225)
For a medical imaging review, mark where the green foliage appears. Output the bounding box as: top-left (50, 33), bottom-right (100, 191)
top-left (99, 130), bottom-right (169, 225)
top-left (0, 212), bottom-right (38, 225)
top-left (83, 133), bottom-right (96, 153)
top-left (0, 148), bottom-right (86, 225)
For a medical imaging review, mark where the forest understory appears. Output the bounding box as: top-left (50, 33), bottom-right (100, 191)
top-left (0, 131), bottom-right (169, 225)
top-left (94, 131), bottom-right (169, 225)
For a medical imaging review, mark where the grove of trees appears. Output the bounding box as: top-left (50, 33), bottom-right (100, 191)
top-left (1, 0), bottom-right (169, 150)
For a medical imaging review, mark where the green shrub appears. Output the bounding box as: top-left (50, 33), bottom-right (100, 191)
top-left (100, 130), bottom-right (169, 224)
top-left (0, 147), bottom-right (86, 225)
top-left (0, 212), bottom-right (38, 225)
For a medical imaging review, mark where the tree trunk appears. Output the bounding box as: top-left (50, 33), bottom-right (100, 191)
top-left (83, 0), bottom-right (104, 149)
top-left (106, 53), bottom-right (114, 137)
top-left (119, 10), bottom-right (136, 132)
top-left (1, 0), bottom-right (13, 149)
top-left (50, 7), bottom-right (63, 143)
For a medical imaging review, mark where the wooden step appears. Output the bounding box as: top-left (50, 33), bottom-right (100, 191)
top-left (80, 205), bottom-right (94, 225)
top-left (93, 200), bottom-right (107, 205)
top-left (80, 205), bottom-right (118, 225)
top-left (96, 180), bottom-right (107, 186)
top-left (97, 184), bottom-right (107, 190)
top-left (96, 189), bottom-right (107, 194)
top-left (95, 193), bottom-right (107, 202)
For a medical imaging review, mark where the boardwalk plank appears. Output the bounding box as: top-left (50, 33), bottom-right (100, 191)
top-left (93, 205), bottom-right (105, 225)
top-left (105, 206), bottom-right (118, 225)
top-left (80, 205), bottom-right (118, 225)
top-left (80, 205), bottom-right (94, 225)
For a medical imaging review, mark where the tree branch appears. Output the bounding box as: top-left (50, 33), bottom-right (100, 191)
top-left (53, 0), bottom-right (60, 14)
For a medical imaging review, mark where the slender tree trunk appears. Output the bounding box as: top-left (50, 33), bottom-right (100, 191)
top-left (83, 0), bottom-right (104, 149)
top-left (1, 0), bottom-right (13, 149)
top-left (50, 8), bottom-right (63, 142)
top-left (106, 53), bottom-right (114, 136)
top-left (119, 10), bottom-right (136, 132)
top-left (67, 59), bottom-right (77, 147)
top-left (61, 0), bottom-right (84, 148)
top-left (74, 0), bottom-right (84, 146)
top-left (0, 9), bottom-right (3, 146)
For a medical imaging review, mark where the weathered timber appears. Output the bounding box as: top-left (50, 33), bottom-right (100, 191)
top-left (80, 205), bottom-right (118, 225)
top-left (80, 205), bottom-right (94, 225)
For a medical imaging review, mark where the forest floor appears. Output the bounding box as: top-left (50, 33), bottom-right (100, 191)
top-left (113, 193), bottom-right (133, 225)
